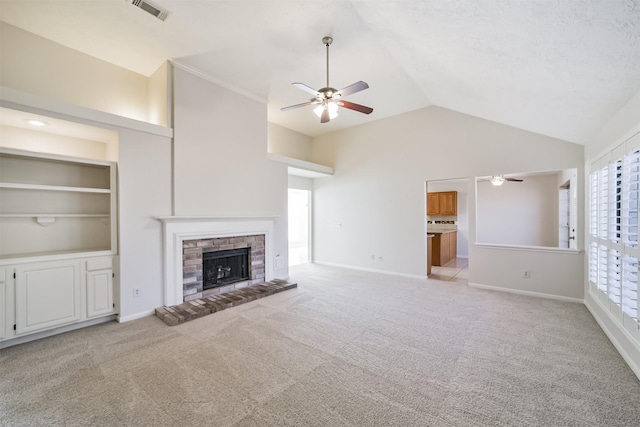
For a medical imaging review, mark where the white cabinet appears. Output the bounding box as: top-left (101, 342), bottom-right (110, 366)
top-left (0, 148), bottom-right (118, 345)
top-left (0, 269), bottom-right (6, 340)
top-left (86, 257), bottom-right (114, 318)
top-left (87, 270), bottom-right (113, 318)
top-left (15, 260), bottom-right (81, 335)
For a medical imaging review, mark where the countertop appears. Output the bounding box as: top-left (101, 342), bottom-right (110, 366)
top-left (427, 230), bottom-right (457, 234)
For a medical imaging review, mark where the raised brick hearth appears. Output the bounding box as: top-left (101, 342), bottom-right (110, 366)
top-left (183, 234), bottom-right (265, 301)
top-left (155, 279), bottom-right (297, 326)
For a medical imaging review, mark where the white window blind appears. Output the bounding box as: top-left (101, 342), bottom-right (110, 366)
top-left (589, 134), bottom-right (640, 342)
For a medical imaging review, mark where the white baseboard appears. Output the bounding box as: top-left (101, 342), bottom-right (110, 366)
top-left (118, 309), bottom-right (156, 323)
top-left (312, 261), bottom-right (426, 280)
top-left (468, 282), bottom-right (584, 304)
top-left (584, 292), bottom-right (640, 381)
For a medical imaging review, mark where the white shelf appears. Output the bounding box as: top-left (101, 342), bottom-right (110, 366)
top-left (0, 183), bottom-right (110, 194)
top-left (266, 153), bottom-right (333, 178)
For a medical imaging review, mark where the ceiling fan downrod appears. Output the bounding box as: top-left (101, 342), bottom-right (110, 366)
top-left (323, 36), bottom-right (333, 89)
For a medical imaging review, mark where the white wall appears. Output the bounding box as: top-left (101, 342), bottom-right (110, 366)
top-left (426, 179), bottom-right (469, 258)
top-left (311, 106), bottom-right (584, 298)
top-left (173, 67), bottom-right (289, 278)
top-left (117, 128), bottom-right (172, 319)
top-left (0, 22), bottom-right (150, 122)
top-left (477, 173), bottom-right (559, 247)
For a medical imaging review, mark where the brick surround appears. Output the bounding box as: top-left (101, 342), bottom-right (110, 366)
top-left (182, 234), bottom-right (265, 301)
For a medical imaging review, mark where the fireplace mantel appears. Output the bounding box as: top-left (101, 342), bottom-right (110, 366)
top-left (158, 216), bottom-right (276, 306)
top-left (157, 215), bottom-right (279, 222)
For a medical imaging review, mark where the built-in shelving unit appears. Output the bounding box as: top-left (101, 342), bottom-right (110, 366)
top-left (0, 147), bottom-right (118, 346)
top-left (0, 148), bottom-right (116, 261)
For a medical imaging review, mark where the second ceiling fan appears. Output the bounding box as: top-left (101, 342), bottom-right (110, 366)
top-left (281, 36), bottom-right (373, 123)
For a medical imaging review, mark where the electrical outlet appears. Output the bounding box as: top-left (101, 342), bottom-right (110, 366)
top-left (523, 271), bottom-right (531, 278)
top-left (133, 288), bottom-right (141, 298)
top-left (378, 256), bottom-right (383, 261)
top-left (371, 254), bottom-right (375, 260)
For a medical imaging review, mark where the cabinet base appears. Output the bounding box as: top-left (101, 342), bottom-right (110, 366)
top-left (0, 315), bottom-right (116, 349)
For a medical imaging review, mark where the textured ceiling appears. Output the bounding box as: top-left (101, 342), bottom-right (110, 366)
top-left (1, 0), bottom-right (639, 143)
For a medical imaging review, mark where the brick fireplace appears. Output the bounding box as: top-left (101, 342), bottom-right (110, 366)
top-left (183, 234), bottom-right (265, 301)
top-left (159, 216), bottom-right (276, 306)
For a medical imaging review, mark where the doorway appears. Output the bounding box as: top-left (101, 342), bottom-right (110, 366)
top-left (288, 188), bottom-right (310, 266)
top-left (426, 178), bottom-right (469, 283)
top-left (559, 179), bottom-right (576, 249)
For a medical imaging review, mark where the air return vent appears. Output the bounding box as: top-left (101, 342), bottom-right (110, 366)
top-left (129, 0), bottom-right (170, 21)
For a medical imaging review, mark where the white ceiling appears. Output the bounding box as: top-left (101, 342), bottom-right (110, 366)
top-left (1, 0), bottom-right (639, 143)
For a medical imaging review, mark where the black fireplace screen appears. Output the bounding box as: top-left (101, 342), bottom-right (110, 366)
top-left (202, 247), bottom-right (250, 290)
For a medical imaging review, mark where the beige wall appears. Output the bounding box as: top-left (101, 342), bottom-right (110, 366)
top-left (310, 106), bottom-right (585, 299)
top-left (0, 125), bottom-right (108, 160)
top-left (476, 173), bottom-right (559, 247)
top-left (0, 22), bottom-right (151, 122)
top-left (267, 122), bottom-right (313, 161)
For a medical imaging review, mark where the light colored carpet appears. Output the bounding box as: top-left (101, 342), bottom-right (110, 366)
top-left (1, 263), bottom-right (639, 426)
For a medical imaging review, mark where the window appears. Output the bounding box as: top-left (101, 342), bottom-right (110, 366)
top-left (589, 133), bottom-right (640, 341)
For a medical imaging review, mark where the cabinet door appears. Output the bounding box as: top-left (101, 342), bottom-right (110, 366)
top-left (87, 269), bottom-right (114, 318)
top-left (439, 192), bottom-right (457, 215)
top-left (15, 261), bottom-right (81, 335)
top-left (432, 234), bottom-right (442, 266)
top-left (441, 234), bottom-right (450, 266)
top-left (449, 232), bottom-right (457, 262)
top-left (427, 193), bottom-right (440, 215)
top-left (0, 269), bottom-right (5, 340)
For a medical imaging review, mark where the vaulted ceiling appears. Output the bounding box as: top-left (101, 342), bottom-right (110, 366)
top-left (1, 1), bottom-right (639, 143)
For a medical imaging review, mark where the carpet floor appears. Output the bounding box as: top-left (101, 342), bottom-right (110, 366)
top-left (1, 263), bottom-right (639, 426)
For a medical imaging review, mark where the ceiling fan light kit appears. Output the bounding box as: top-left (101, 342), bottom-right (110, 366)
top-left (281, 36), bottom-right (373, 123)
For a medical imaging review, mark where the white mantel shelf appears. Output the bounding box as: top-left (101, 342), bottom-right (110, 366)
top-left (157, 215), bottom-right (279, 222)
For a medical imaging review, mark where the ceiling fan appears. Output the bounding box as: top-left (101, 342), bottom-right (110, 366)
top-left (478, 175), bottom-right (524, 186)
top-left (281, 36), bottom-right (373, 123)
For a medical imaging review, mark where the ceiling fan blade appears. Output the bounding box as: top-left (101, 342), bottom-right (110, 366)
top-left (280, 101), bottom-right (319, 111)
top-left (336, 81), bottom-right (369, 97)
top-left (292, 82), bottom-right (320, 97)
top-left (320, 108), bottom-right (330, 123)
top-left (505, 178), bottom-right (524, 182)
top-left (338, 100), bottom-right (373, 115)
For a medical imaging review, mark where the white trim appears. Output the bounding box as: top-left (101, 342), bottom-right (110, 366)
top-left (468, 281), bottom-right (584, 304)
top-left (0, 86), bottom-right (173, 138)
top-left (267, 153), bottom-right (334, 178)
top-left (157, 215), bottom-right (278, 222)
top-left (474, 243), bottom-right (582, 255)
top-left (117, 310), bottom-right (156, 323)
top-left (313, 261), bottom-right (426, 280)
top-left (159, 217), bottom-right (275, 306)
top-left (170, 60), bottom-right (267, 105)
top-left (585, 291), bottom-right (640, 380)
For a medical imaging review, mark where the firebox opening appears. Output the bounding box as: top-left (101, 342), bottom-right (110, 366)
top-left (202, 247), bottom-right (250, 290)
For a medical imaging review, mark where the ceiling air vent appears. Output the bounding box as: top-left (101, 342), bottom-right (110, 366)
top-left (129, 0), bottom-right (170, 21)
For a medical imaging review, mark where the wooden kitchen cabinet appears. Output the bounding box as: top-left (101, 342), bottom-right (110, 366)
top-left (427, 193), bottom-right (439, 215)
top-left (431, 231), bottom-right (457, 266)
top-left (426, 191), bottom-right (457, 216)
